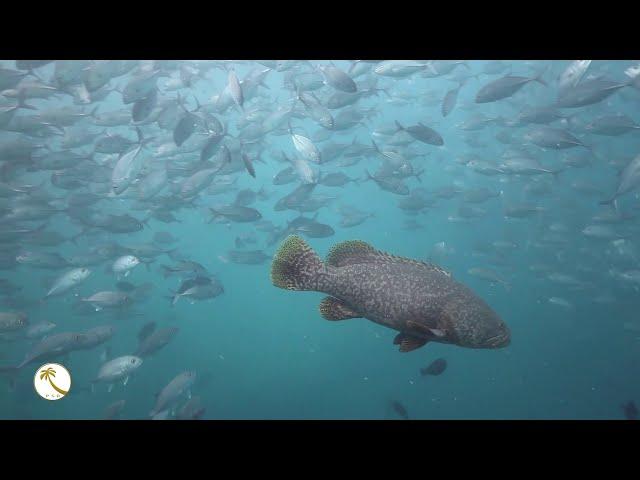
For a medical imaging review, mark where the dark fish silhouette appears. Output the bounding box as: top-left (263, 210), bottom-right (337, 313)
top-left (622, 401), bottom-right (638, 420)
top-left (391, 401), bottom-right (409, 420)
top-left (420, 358), bottom-right (447, 376)
top-left (137, 322), bottom-right (157, 343)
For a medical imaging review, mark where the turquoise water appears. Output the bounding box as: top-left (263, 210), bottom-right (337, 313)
top-left (1, 60), bottom-right (639, 419)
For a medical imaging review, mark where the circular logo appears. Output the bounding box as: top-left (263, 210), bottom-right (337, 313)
top-left (34, 363), bottom-right (71, 401)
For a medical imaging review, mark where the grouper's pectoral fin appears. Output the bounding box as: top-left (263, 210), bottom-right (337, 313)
top-left (393, 333), bottom-right (428, 353)
top-left (319, 296), bottom-right (361, 321)
top-left (406, 320), bottom-right (447, 339)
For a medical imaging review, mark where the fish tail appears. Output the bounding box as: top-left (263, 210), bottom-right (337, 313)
top-left (167, 293), bottom-right (179, 306)
top-left (271, 235), bottom-right (324, 291)
top-left (207, 208), bottom-right (219, 224)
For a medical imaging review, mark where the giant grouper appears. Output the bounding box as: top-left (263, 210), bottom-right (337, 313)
top-left (270, 235), bottom-right (510, 352)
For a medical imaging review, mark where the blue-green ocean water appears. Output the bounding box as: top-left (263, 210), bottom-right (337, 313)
top-left (1, 60), bottom-right (639, 419)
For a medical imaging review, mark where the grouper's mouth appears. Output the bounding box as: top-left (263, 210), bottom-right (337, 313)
top-left (486, 329), bottom-right (511, 348)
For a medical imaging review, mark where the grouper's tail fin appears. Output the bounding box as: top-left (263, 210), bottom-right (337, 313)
top-left (271, 235), bottom-right (323, 291)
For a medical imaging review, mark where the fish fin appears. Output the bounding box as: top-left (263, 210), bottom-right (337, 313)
top-left (326, 239), bottom-right (449, 274)
top-left (325, 239), bottom-right (376, 267)
top-left (270, 235), bottom-right (323, 291)
top-left (319, 297), bottom-right (360, 321)
top-left (428, 328), bottom-right (446, 338)
top-left (533, 69), bottom-right (548, 87)
top-left (393, 333), bottom-right (428, 353)
top-left (108, 384), bottom-right (114, 393)
top-left (406, 320), bottom-right (446, 339)
top-left (100, 347), bottom-right (111, 363)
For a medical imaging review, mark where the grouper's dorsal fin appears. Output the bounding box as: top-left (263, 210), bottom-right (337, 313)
top-left (326, 240), bottom-right (451, 276)
top-left (325, 240), bottom-right (376, 267)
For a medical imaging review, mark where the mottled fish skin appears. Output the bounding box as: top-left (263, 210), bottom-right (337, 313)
top-left (271, 236), bottom-right (510, 351)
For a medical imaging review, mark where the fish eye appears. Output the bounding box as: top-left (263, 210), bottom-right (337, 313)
top-left (131, 358), bottom-right (136, 364)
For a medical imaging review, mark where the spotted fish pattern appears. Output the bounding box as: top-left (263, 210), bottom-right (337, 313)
top-left (271, 236), bottom-right (510, 352)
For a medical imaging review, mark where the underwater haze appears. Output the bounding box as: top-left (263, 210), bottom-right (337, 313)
top-left (1, 59), bottom-right (639, 420)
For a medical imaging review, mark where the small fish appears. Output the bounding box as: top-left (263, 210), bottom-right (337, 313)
top-left (137, 322), bottom-right (157, 343)
top-left (242, 153), bottom-right (256, 178)
top-left (558, 60), bottom-right (591, 91)
top-left (135, 327), bottom-right (179, 357)
top-left (103, 400), bottom-right (126, 420)
top-left (94, 356), bottom-right (143, 387)
top-left (391, 400), bottom-right (409, 420)
top-left (149, 371), bottom-right (197, 417)
top-left (476, 71), bottom-right (547, 103)
top-left (420, 358), bottom-right (447, 376)
top-left (395, 121), bottom-right (444, 146)
top-left (621, 401), bottom-right (638, 420)
top-left (227, 70), bottom-right (244, 109)
top-left (209, 206), bottom-right (262, 223)
top-left (46, 268), bottom-right (91, 298)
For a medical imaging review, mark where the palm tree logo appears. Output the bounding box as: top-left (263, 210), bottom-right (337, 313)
top-left (34, 363), bottom-right (71, 400)
top-left (40, 367), bottom-right (68, 395)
